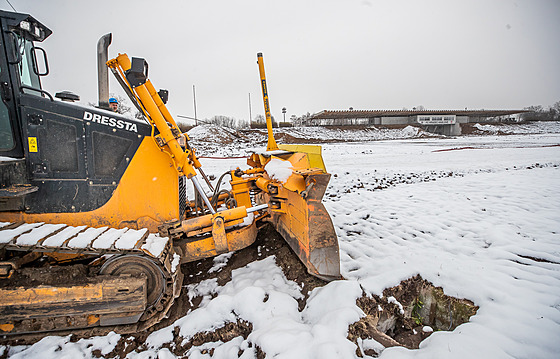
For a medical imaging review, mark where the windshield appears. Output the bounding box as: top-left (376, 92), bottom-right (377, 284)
top-left (16, 35), bottom-right (42, 94)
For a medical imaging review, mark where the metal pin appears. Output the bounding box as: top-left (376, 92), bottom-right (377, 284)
top-left (247, 204), bottom-right (269, 213)
top-left (191, 176), bottom-right (216, 214)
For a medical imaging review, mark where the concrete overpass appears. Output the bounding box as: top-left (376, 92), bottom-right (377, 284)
top-left (306, 109), bottom-right (529, 135)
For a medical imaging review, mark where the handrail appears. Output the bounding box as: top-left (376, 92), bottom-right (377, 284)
top-left (20, 85), bottom-right (53, 101)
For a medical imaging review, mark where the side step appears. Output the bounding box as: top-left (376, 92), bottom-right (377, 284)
top-left (0, 158), bottom-right (36, 211)
top-left (0, 184), bottom-right (38, 198)
top-left (0, 184), bottom-right (38, 211)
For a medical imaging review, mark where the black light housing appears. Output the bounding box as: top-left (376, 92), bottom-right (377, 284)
top-left (125, 57), bottom-right (149, 88)
top-left (55, 91), bottom-right (80, 102)
top-left (158, 89), bottom-right (169, 104)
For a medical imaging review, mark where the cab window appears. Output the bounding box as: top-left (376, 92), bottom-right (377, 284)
top-left (0, 60), bottom-right (14, 150)
top-left (16, 35), bottom-right (42, 93)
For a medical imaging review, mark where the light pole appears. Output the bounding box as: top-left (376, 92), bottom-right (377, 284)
top-left (193, 85), bottom-right (198, 126)
top-left (249, 93), bottom-right (252, 127)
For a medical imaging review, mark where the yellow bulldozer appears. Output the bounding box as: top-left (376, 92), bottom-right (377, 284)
top-left (0, 10), bottom-right (339, 337)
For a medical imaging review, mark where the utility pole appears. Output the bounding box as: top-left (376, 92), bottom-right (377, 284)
top-left (193, 85), bottom-right (198, 126)
top-left (248, 93), bottom-right (252, 127)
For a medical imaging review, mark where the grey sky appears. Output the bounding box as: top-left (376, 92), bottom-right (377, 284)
top-left (5, 0), bottom-right (560, 123)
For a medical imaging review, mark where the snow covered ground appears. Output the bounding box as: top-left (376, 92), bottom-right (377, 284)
top-left (2, 124), bottom-right (560, 358)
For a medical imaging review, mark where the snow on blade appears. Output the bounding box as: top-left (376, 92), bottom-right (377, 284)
top-left (264, 157), bottom-right (293, 183)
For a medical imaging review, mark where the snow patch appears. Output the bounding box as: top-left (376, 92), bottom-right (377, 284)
top-left (92, 227), bottom-right (128, 249)
top-left (7, 332), bottom-right (120, 359)
top-left (42, 225), bottom-right (87, 247)
top-left (422, 326), bottom-right (434, 333)
top-left (387, 296), bottom-right (405, 315)
top-left (208, 252), bottom-right (234, 273)
top-left (264, 158), bottom-right (293, 183)
top-left (171, 253), bottom-right (181, 273)
top-left (67, 227), bottom-right (108, 248)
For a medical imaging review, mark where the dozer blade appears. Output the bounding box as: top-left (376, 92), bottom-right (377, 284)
top-left (254, 52), bottom-right (340, 280)
top-left (266, 168), bottom-right (341, 281)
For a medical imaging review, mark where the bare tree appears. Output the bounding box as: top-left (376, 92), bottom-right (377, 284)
top-left (551, 101), bottom-right (560, 121)
top-left (209, 115), bottom-right (247, 129)
top-left (522, 102), bottom-right (560, 121)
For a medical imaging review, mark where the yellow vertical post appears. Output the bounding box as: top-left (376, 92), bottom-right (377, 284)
top-left (257, 53), bottom-right (279, 151)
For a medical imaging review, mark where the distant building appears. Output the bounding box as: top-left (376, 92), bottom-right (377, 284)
top-left (306, 109), bottom-right (528, 135)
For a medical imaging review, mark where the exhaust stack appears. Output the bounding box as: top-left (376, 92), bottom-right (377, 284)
top-left (97, 33), bottom-right (112, 109)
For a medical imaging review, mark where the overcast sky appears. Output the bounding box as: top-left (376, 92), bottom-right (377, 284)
top-left (4, 0), bottom-right (560, 123)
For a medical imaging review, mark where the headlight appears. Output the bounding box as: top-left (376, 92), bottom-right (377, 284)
top-left (19, 21), bottom-right (31, 31)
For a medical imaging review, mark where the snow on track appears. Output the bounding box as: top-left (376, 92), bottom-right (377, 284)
top-left (67, 227), bottom-right (109, 248)
top-left (91, 228), bottom-right (129, 249)
top-left (141, 234), bottom-right (169, 258)
top-left (115, 228), bottom-right (148, 249)
top-left (0, 223), bottom-right (43, 244)
top-left (42, 225), bottom-right (87, 247)
top-left (16, 224), bottom-right (66, 246)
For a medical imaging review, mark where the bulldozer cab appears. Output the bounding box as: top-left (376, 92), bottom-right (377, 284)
top-left (0, 10), bottom-right (153, 218)
top-left (0, 10), bottom-right (51, 158)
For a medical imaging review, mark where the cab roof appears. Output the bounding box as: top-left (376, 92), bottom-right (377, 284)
top-left (0, 10), bottom-right (52, 42)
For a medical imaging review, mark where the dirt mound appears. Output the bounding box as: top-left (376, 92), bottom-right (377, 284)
top-left (187, 124), bottom-right (242, 145)
top-left (186, 124), bottom-right (440, 157)
top-left (348, 275), bottom-right (479, 357)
